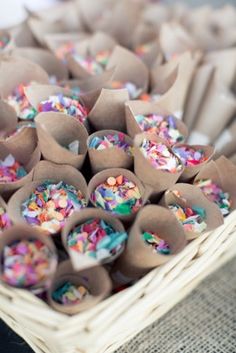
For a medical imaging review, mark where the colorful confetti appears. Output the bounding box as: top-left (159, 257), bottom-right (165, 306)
top-left (195, 179), bottom-right (232, 216)
top-left (0, 154), bottom-right (27, 183)
top-left (6, 83), bottom-right (37, 120)
top-left (38, 94), bottom-right (88, 125)
top-left (140, 139), bottom-right (182, 172)
top-left (173, 146), bottom-right (207, 166)
top-left (134, 43), bottom-right (153, 58)
top-left (0, 207), bottom-right (11, 232)
top-left (67, 218), bottom-right (127, 261)
top-left (91, 175), bottom-right (142, 216)
top-left (135, 114), bottom-right (184, 145)
top-left (65, 140), bottom-right (80, 154)
top-left (0, 33), bottom-right (9, 50)
top-left (89, 133), bottom-right (132, 154)
top-left (139, 93), bottom-right (161, 102)
top-left (52, 281), bottom-right (89, 305)
top-left (109, 81), bottom-right (142, 99)
top-left (55, 42), bottom-right (76, 61)
top-left (2, 239), bottom-right (53, 288)
top-left (73, 50), bottom-right (110, 75)
top-left (142, 231), bottom-right (170, 255)
top-left (22, 180), bottom-right (87, 234)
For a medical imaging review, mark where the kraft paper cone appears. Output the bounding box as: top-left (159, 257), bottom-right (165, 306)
top-left (142, 3), bottom-right (171, 29)
top-left (45, 32), bottom-right (88, 57)
top-left (189, 73), bottom-right (236, 145)
top-left (0, 55), bottom-right (49, 98)
top-left (87, 130), bottom-right (133, 174)
top-left (214, 120), bottom-right (236, 157)
top-left (0, 224), bottom-right (58, 291)
top-left (11, 47), bottom-right (69, 82)
top-left (0, 142), bottom-right (40, 195)
top-left (62, 208), bottom-right (126, 268)
top-left (229, 153), bottom-right (236, 165)
top-left (9, 21), bottom-right (38, 48)
top-left (106, 45), bottom-right (149, 96)
top-left (35, 112), bottom-right (88, 169)
top-left (161, 183), bottom-right (224, 240)
top-left (173, 144), bottom-right (215, 182)
top-left (111, 205), bottom-right (187, 282)
top-left (0, 30), bottom-right (15, 53)
top-left (125, 100), bottom-right (188, 141)
top-left (194, 156), bottom-right (236, 212)
top-left (133, 133), bottom-right (183, 194)
top-left (183, 64), bottom-right (214, 130)
top-left (135, 40), bottom-right (162, 68)
top-left (88, 168), bottom-right (146, 222)
top-left (0, 100), bottom-right (18, 138)
top-left (47, 260), bottom-right (111, 315)
top-left (88, 88), bottom-right (129, 132)
top-left (7, 161), bottom-right (89, 230)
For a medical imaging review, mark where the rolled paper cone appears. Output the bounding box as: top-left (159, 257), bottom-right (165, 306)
top-left (125, 100), bottom-right (188, 141)
top-left (133, 133), bottom-right (183, 194)
top-left (194, 156), bottom-right (236, 211)
top-left (0, 55), bottom-right (49, 98)
top-left (9, 21), bottom-right (38, 48)
top-left (11, 47), bottom-right (69, 82)
top-left (229, 153), bottom-right (236, 165)
top-left (45, 32), bottom-right (88, 55)
top-left (35, 112), bottom-right (88, 169)
top-left (62, 208), bottom-right (126, 268)
top-left (88, 88), bottom-right (129, 132)
top-left (0, 30), bottom-right (15, 53)
top-left (161, 183), bottom-right (224, 240)
top-left (183, 64), bottom-right (214, 130)
top-left (7, 160), bottom-right (89, 228)
top-left (88, 168), bottom-right (146, 222)
top-left (131, 22), bottom-right (157, 48)
top-left (0, 224), bottom-right (58, 292)
top-left (47, 260), bottom-right (111, 315)
top-left (111, 205), bottom-right (187, 283)
top-left (142, 3), bottom-right (171, 28)
top-left (214, 120), bottom-right (236, 157)
top-left (106, 45), bottom-right (149, 96)
top-left (0, 100), bottom-right (18, 138)
top-left (87, 130), bottom-right (133, 174)
top-left (189, 73), bottom-right (236, 145)
top-left (173, 144), bottom-right (215, 182)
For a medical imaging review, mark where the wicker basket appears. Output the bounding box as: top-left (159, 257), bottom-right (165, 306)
top-left (0, 210), bottom-right (236, 353)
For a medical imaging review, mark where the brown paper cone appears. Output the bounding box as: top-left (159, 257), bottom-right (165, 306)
top-left (11, 47), bottom-right (69, 82)
top-left (87, 130), bottom-right (133, 174)
top-left (0, 224), bottom-right (58, 291)
top-left (88, 168), bottom-right (145, 222)
top-left (194, 156), bottom-right (236, 212)
top-left (47, 260), bottom-right (111, 315)
top-left (142, 3), bottom-right (171, 29)
top-left (0, 55), bottom-right (49, 98)
top-left (229, 153), bottom-right (236, 165)
top-left (62, 208), bottom-right (126, 268)
top-left (7, 161), bottom-right (89, 231)
top-left (9, 21), bottom-right (38, 48)
top-left (125, 100), bottom-right (188, 142)
top-left (173, 144), bottom-right (215, 181)
top-left (189, 73), bottom-right (236, 144)
top-left (111, 205), bottom-right (187, 283)
top-left (133, 133), bottom-right (183, 194)
top-left (0, 30), bottom-right (15, 53)
top-left (0, 100), bottom-right (18, 138)
top-left (45, 32), bottom-right (88, 57)
top-left (161, 183), bottom-right (224, 240)
top-left (35, 112), bottom-right (88, 169)
top-left (214, 120), bottom-right (236, 157)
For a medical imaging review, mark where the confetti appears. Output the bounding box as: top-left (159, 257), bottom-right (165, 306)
top-left (0, 33), bottom-right (9, 50)
top-left (194, 179), bottom-right (232, 216)
top-left (89, 133), bottom-right (132, 154)
top-left (0, 154), bottom-right (27, 183)
top-left (0, 207), bottom-right (11, 232)
top-left (6, 122), bottom-right (36, 140)
top-left (67, 218), bottom-right (127, 261)
top-left (91, 175), bottom-right (142, 216)
top-left (173, 146), bottom-right (207, 166)
top-left (135, 114), bottom-right (184, 145)
top-left (72, 50), bottom-right (110, 75)
top-left (6, 83), bottom-right (37, 120)
top-left (38, 94), bottom-right (88, 125)
top-left (140, 139), bottom-right (182, 172)
top-left (134, 43), bottom-right (153, 58)
top-left (55, 42), bottom-right (76, 61)
top-left (109, 81), bottom-right (142, 99)
top-left (139, 93), bottom-right (161, 102)
top-left (52, 281), bottom-right (89, 305)
top-left (66, 140), bottom-right (80, 154)
top-left (2, 239), bottom-right (53, 288)
top-left (142, 231), bottom-right (170, 255)
top-left (22, 180), bottom-right (87, 234)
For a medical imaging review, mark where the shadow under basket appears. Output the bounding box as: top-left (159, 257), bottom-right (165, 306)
top-left (0, 210), bottom-right (236, 353)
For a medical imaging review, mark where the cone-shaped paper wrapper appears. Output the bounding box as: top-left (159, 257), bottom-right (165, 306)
top-left (0, 100), bottom-right (18, 138)
top-left (87, 130), bottom-right (133, 174)
top-left (142, 3), bottom-right (170, 29)
top-left (7, 161), bottom-right (89, 228)
top-left (0, 224), bottom-right (58, 291)
top-left (9, 21), bottom-right (38, 48)
top-left (189, 73), bottom-right (236, 145)
top-left (62, 208), bottom-right (126, 268)
top-left (35, 112), bottom-right (88, 169)
top-left (88, 168), bottom-right (146, 222)
top-left (214, 120), bottom-right (236, 157)
top-left (111, 205), bottom-right (187, 283)
top-left (88, 88), bottom-right (129, 132)
top-left (183, 64), bottom-right (214, 130)
top-left (161, 183), bottom-right (224, 240)
top-left (229, 153), bottom-right (236, 165)
top-left (173, 144), bottom-right (215, 181)
top-left (11, 47), bottom-right (69, 82)
top-left (45, 32), bottom-right (88, 57)
top-left (133, 133), bottom-right (183, 194)
top-left (125, 100), bottom-right (188, 141)
top-left (194, 156), bottom-right (236, 212)
top-left (0, 55), bottom-right (49, 98)
top-left (47, 260), bottom-right (111, 315)
top-left (0, 30), bottom-right (15, 53)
